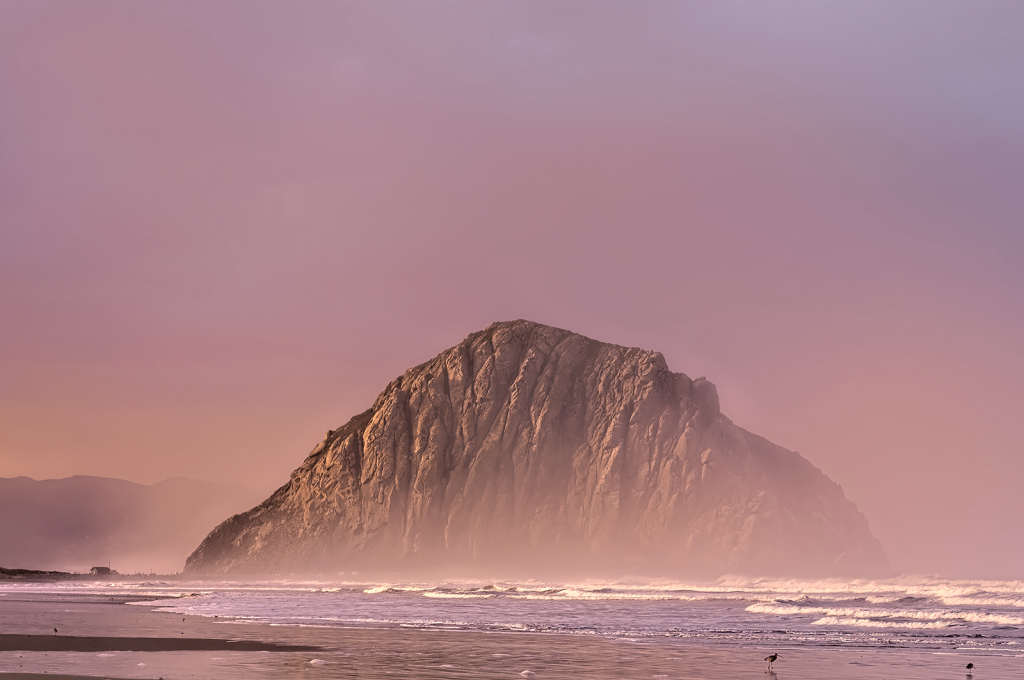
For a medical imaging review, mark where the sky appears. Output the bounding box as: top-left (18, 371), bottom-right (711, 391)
top-left (1, 1), bottom-right (1022, 579)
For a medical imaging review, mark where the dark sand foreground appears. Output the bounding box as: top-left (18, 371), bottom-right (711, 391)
top-left (0, 589), bottom-right (1011, 680)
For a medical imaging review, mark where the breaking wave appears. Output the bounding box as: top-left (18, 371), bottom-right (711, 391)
top-left (747, 601), bottom-right (1024, 627)
top-left (4, 575), bottom-right (1023, 653)
top-left (811, 616), bottom-right (951, 629)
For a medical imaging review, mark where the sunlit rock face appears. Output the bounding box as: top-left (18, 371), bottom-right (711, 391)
top-left (185, 320), bottom-right (889, 578)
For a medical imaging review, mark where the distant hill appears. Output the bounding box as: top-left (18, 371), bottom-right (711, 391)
top-left (0, 475), bottom-right (262, 574)
top-left (186, 320), bottom-right (890, 579)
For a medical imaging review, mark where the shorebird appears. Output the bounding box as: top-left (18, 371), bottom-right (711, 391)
top-left (765, 653), bottom-right (782, 671)
top-left (53, 628), bottom-right (57, 636)
top-left (966, 662), bottom-right (974, 674)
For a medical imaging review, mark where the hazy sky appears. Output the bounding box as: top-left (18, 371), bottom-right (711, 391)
top-left (2, 1), bottom-right (1022, 579)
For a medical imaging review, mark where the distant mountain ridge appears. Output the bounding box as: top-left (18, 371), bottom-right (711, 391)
top-left (0, 475), bottom-right (260, 574)
top-left (186, 320), bottom-right (890, 578)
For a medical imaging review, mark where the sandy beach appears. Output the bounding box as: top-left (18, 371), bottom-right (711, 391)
top-left (0, 587), bottom-right (1012, 680)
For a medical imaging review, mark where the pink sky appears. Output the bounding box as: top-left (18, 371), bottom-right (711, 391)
top-left (1, 1), bottom-right (1022, 578)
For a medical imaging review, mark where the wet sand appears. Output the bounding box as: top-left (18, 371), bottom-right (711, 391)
top-left (2, 675), bottom-right (100, 680)
top-left (0, 634), bottom-right (319, 653)
top-left (0, 590), bottom-right (1010, 680)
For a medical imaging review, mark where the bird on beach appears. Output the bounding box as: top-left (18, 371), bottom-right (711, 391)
top-left (966, 662), bottom-right (974, 674)
top-left (53, 628), bottom-right (57, 636)
top-left (765, 653), bottom-right (782, 672)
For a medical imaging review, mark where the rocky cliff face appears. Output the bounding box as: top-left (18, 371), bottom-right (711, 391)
top-left (185, 320), bottom-right (889, 578)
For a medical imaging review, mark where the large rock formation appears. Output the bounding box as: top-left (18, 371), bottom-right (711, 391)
top-left (186, 320), bottom-right (889, 578)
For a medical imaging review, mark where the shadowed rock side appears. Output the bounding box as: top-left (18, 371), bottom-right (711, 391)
top-left (185, 320), bottom-right (889, 578)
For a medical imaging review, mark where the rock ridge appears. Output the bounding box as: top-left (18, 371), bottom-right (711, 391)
top-left (185, 320), bottom-right (889, 578)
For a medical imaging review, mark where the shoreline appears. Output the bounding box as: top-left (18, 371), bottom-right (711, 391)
top-left (0, 635), bottom-right (319, 653)
top-left (0, 568), bottom-right (170, 583)
top-left (0, 589), bottom-right (1011, 680)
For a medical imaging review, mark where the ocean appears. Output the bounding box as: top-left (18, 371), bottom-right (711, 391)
top-left (6, 575), bottom-right (1023, 655)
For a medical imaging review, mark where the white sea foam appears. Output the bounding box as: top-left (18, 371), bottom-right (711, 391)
top-left (6, 575), bottom-right (1024, 652)
top-left (516, 588), bottom-right (703, 602)
top-left (746, 602), bottom-right (1024, 627)
top-left (940, 595), bottom-right (1024, 608)
top-left (812, 616), bottom-right (950, 629)
top-left (363, 585), bottom-right (431, 595)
